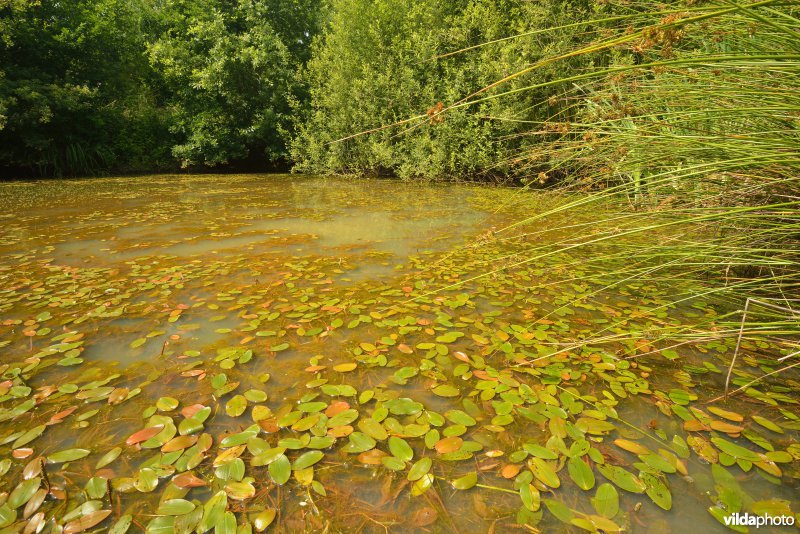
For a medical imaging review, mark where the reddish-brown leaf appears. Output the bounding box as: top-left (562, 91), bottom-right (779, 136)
top-left (435, 437), bottom-right (463, 454)
top-left (126, 425), bottom-right (164, 446)
top-left (173, 472), bottom-right (207, 489)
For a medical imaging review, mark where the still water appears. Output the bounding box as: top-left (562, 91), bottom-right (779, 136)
top-left (0, 174), bottom-right (796, 533)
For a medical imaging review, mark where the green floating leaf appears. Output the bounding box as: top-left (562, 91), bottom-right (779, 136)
top-left (96, 447), bottom-right (122, 469)
top-left (567, 456), bottom-right (595, 491)
top-left (388, 436), bottom-right (414, 463)
top-left (108, 514), bottom-right (133, 534)
top-left (520, 483), bottom-right (541, 512)
top-left (225, 395), bottom-right (248, 417)
top-left (269, 454), bottom-right (291, 485)
top-left (407, 457), bottom-right (432, 481)
top-left (293, 451), bottom-right (324, 471)
top-left (198, 491), bottom-right (227, 533)
top-left (641, 471), bottom-right (672, 510)
top-left (253, 509), bottom-right (276, 531)
top-left (524, 443), bottom-right (558, 460)
top-left (145, 516), bottom-right (174, 534)
top-left (157, 499), bottom-right (196, 516)
top-left (452, 472), bottom-right (477, 490)
top-left (343, 432), bottom-right (376, 454)
top-left (156, 397), bottom-right (179, 411)
top-left (591, 483), bottom-right (619, 518)
top-left (544, 499), bottom-right (575, 524)
top-left (711, 437), bottom-right (762, 462)
top-left (529, 458), bottom-right (560, 488)
top-left (596, 464), bottom-right (645, 493)
top-left (9, 477), bottom-right (41, 509)
top-left (0, 504), bottom-right (15, 529)
top-left (432, 384), bottom-right (460, 397)
top-left (48, 448), bottom-right (91, 464)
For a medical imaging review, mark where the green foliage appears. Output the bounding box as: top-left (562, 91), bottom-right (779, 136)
top-left (0, 0), bottom-right (321, 175)
top-left (147, 0), bottom-right (319, 168)
top-left (292, 0), bottom-right (597, 179)
top-left (0, 0), bottom-right (171, 175)
top-left (474, 1), bottom-right (799, 303)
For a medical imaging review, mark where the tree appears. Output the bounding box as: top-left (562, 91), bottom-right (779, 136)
top-left (0, 0), bottom-right (171, 176)
top-left (147, 0), bottom-right (321, 168)
top-left (291, 0), bottom-right (597, 180)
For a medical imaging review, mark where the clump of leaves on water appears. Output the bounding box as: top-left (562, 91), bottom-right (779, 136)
top-left (0, 177), bottom-right (798, 533)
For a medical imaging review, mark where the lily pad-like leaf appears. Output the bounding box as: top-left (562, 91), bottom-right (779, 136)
top-left (520, 483), bottom-right (541, 512)
top-left (567, 456), bottom-right (595, 491)
top-left (452, 472), bottom-right (478, 490)
top-left (157, 499), bottom-right (196, 516)
top-left (389, 437), bottom-right (414, 462)
top-left (591, 483), bottom-right (619, 518)
top-left (269, 454), bottom-right (291, 485)
top-left (528, 457), bottom-right (560, 488)
top-left (343, 432), bottom-right (376, 454)
top-left (64, 510), bottom-right (112, 534)
top-left (432, 384), bottom-right (460, 398)
top-left (253, 509), bottom-right (276, 531)
top-left (225, 395), bottom-right (247, 417)
top-left (408, 457), bottom-right (432, 481)
top-left (293, 451), bottom-right (324, 471)
top-left (48, 448), bottom-right (91, 464)
top-left (641, 471), bottom-right (672, 510)
top-left (596, 464), bottom-right (645, 494)
top-left (198, 491), bottom-right (227, 533)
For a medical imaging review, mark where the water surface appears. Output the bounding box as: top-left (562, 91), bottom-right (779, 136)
top-left (0, 174), bottom-right (797, 533)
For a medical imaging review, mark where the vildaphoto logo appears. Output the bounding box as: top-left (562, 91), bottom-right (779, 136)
top-left (723, 513), bottom-right (796, 528)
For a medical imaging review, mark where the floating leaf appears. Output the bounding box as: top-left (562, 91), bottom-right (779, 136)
top-left (156, 397), bottom-right (179, 411)
top-left (435, 436), bottom-right (463, 454)
top-left (173, 472), bottom-right (206, 488)
top-left (343, 432), bottom-right (375, 454)
top-left (432, 384), bottom-right (460, 397)
top-left (253, 509), bottom-right (276, 531)
top-left (9, 478), bottom-right (40, 508)
top-left (408, 457), bottom-right (432, 481)
top-left (641, 471), bottom-right (672, 510)
top-left (613, 439), bottom-right (649, 455)
top-left (389, 437), bottom-right (414, 462)
top-left (96, 447), bottom-right (122, 469)
top-left (226, 395), bottom-right (248, 417)
top-left (596, 465), bottom-right (645, 493)
top-left (567, 456), bottom-right (595, 490)
top-left (108, 514), bottom-right (133, 534)
top-left (752, 415), bottom-right (783, 434)
top-left (452, 471), bottom-right (477, 490)
top-left (64, 510), bottom-right (112, 534)
top-left (269, 454), bottom-right (291, 485)
top-left (528, 458), bottom-right (560, 488)
top-left (520, 483), bottom-right (541, 512)
top-left (48, 448), bottom-right (90, 464)
top-left (707, 406), bottom-right (744, 422)
top-left (198, 491), bottom-right (227, 533)
top-left (711, 437), bottom-right (762, 462)
top-left (126, 425), bottom-right (164, 446)
top-left (293, 451), bottom-right (324, 471)
top-left (591, 483), bottom-right (619, 518)
top-left (157, 499), bottom-right (196, 516)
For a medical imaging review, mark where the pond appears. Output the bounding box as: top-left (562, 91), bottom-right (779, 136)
top-left (0, 174), bottom-right (797, 533)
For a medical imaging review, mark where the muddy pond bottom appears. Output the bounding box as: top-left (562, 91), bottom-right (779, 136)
top-left (0, 174), bottom-right (797, 533)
